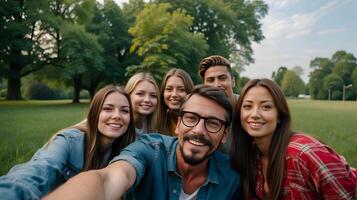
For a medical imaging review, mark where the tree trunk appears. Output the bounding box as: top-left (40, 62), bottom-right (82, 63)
top-left (6, 63), bottom-right (22, 100)
top-left (72, 74), bottom-right (82, 103)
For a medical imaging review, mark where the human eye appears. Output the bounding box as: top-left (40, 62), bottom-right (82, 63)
top-left (206, 118), bottom-right (221, 130)
top-left (205, 78), bottom-right (214, 83)
top-left (102, 105), bottom-right (113, 111)
top-left (262, 104), bottom-right (273, 111)
top-left (135, 91), bottom-right (144, 96)
top-left (242, 103), bottom-right (252, 110)
top-left (183, 113), bottom-right (198, 123)
top-left (121, 107), bottom-right (130, 114)
top-left (165, 87), bottom-right (173, 92)
top-left (219, 75), bottom-right (227, 81)
top-left (150, 93), bottom-right (158, 99)
top-left (178, 87), bottom-right (186, 93)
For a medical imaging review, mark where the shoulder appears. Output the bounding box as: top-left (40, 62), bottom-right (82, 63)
top-left (56, 128), bottom-right (85, 139)
top-left (136, 133), bottom-right (177, 148)
top-left (286, 133), bottom-right (325, 157)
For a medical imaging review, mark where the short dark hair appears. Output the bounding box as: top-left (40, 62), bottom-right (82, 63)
top-left (198, 55), bottom-right (232, 78)
top-left (180, 84), bottom-right (232, 125)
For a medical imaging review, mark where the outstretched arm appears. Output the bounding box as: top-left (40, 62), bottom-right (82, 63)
top-left (44, 161), bottom-right (136, 200)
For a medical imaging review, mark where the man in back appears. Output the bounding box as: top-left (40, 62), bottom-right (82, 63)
top-left (199, 55), bottom-right (238, 106)
top-left (45, 85), bottom-right (241, 200)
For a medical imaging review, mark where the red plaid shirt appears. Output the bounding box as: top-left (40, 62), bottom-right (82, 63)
top-left (254, 133), bottom-right (356, 200)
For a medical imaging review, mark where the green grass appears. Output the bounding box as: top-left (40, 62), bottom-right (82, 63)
top-left (0, 100), bottom-right (89, 175)
top-left (289, 99), bottom-right (357, 167)
top-left (0, 99), bottom-right (356, 175)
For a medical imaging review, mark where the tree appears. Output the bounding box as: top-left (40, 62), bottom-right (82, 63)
top-left (308, 57), bottom-right (333, 99)
top-left (281, 70), bottom-right (305, 98)
top-left (331, 51), bottom-right (357, 86)
top-left (292, 65), bottom-right (304, 76)
top-left (271, 66), bottom-right (287, 86)
top-left (236, 76), bottom-right (249, 94)
top-left (350, 68), bottom-right (357, 100)
top-left (0, 0), bottom-right (51, 100)
top-left (156, 0), bottom-right (268, 65)
top-left (128, 3), bottom-right (208, 82)
top-left (323, 74), bottom-right (343, 100)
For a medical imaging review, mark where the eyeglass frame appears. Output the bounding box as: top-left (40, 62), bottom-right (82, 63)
top-left (179, 110), bottom-right (228, 133)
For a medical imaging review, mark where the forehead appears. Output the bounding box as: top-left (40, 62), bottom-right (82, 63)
top-left (204, 66), bottom-right (230, 78)
top-left (134, 80), bottom-right (156, 92)
top-left (182, 94), bottom-right (226, 118)
top-left (243, 86), bottom-right (274, 102)
top-left (104, 92), bottom-right (129, 106)
top-left (166, 76), bottom-right (184, 86)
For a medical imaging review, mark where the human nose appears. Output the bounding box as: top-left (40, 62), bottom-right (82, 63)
top-left (143, 94), bottom-right (150, 102)
top-left (213, 79), bottom-right (220, 87)
top-left (112, 109), bottom-right (122, 119)
top-left (191, 118), bottom-right (206, 134)
top-left (171, 89), bottom-right (178, 97)
top-left (250, 106), bottom-right (260, 119)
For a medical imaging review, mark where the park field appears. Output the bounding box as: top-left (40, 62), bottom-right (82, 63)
top-left (0, 99), bottom-right (356, 175)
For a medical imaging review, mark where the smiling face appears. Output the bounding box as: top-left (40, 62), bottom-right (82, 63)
top-left (175, 94), bottom-right (229, 165)
top-left (163, 76), bottom-right (188, 110)
top-left (130, 80), bottom-right (158, 116)
top-left (204, 66), bottom-right (235, 99)
top-left (98, 92), bottom-right (131, 144)
top-left (240, 86), bottom-right (279, 143)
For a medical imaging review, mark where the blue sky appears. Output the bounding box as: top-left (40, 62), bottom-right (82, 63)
top-left (242, 0), bottom-right (357, 82)
top-left (101, 0), bottom-right (357, 83)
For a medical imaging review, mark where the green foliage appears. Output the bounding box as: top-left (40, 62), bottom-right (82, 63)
top-left (26, 82), bottom-right (55, 100)
top-left (236, 76), bottom-right (250, 94)
top-left (323, 74), bottom-right (343, 100)
top-left (281, 70), bottom-right (305, 97)
top-left (309, 51), bottom-right (357, 100)
top-left (128, 3), bottom-right (208, 81)
top-left (272, 66), bottom-right (287, 86)
top-left (157, 0), bottom-right (268, 64)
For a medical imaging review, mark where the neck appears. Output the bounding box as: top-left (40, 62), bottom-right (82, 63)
top-left (134, 113), bottom-right (147, 129)
top-left (98, 135), bottom-right (113, 156)
top-left (254, 136), bottom-right (272, 158)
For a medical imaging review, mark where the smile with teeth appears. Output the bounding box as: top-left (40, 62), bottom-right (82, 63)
top-left (188, 139), bottom-right (206, 146)
top-left (107, 123), bottom-right (122, 128)
top-left (248, 122), bottom-right (264, 129)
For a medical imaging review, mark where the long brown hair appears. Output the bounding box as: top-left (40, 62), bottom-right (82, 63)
top-left (124, 72), bottom-right (160, 132)
top-left (230, 78), bottom-right (293, 200)
top-left (82, 85), bottom-right (136, 171)
top-left (157, 68), bottom-right (194, 136)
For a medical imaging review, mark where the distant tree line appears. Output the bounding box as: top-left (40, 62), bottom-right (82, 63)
top-left (271, 50), bottom-right (357, 100)
top-left (0, 0), bottom-right (267, 102)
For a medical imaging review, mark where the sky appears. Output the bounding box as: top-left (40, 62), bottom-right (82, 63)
top-left (98, 0), bottom-right (357, 83)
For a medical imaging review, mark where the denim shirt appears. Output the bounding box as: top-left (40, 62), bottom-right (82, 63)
top-left (110, 133), bottom-right (242, 200)
top-left (0, 128), bottom-right (85, 200)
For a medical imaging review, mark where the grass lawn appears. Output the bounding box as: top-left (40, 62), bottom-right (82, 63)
top-left (0, 99), bottom-right (356, 175)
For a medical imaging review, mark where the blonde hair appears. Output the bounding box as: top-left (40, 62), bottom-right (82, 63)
top-left (125, 72), bottom-right (160, 132)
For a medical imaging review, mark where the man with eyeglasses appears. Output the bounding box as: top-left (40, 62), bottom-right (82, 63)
top-left (45, 85), bottom-right (242, 200)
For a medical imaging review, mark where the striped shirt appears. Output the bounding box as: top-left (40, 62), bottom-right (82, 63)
top-left (254, 133), bottom-right (356, 200)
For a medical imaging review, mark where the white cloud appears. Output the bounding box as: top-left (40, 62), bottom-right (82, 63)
top-left (317, 28), bottom-right (345, 35)
top-left (262, 0), bottom-right (342, 42)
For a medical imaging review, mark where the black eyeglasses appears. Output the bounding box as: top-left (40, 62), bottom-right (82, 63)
top-left (180, 111), bottom-right (227, 133)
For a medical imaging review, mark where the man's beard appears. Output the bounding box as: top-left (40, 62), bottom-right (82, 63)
top-left (180, 134), bottom-right (215, 165)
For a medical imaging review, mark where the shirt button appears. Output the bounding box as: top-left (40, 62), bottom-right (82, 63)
top-left (66, 171), bottom-right (70, 176)
top-left (173, 189), bottom-right (177, 193)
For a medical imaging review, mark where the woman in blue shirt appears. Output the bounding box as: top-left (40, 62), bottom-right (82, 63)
top-left (0, 85), bottom-right (136, 199)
